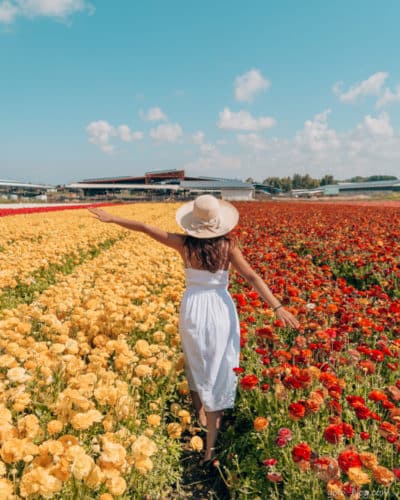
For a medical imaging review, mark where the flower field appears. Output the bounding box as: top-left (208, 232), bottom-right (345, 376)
top-left (0, 201), bottom-right (399, 499)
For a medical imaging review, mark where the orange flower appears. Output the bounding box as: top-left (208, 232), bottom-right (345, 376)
top-left (253, 417), bottom-right (269, 432)
top-left (372, 465), bottom-right (394, 486)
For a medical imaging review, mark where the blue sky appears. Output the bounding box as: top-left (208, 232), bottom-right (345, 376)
top-left (1, 0), bottom-right (400, 184)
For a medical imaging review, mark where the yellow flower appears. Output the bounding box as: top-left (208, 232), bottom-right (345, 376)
top-left (47, 420), bottom-right (63, 436)
top-left (189, 436), bottom-right (203, 452)
top-left (7, 367), bottom-right (30, 383)
top-left (85, 464), bottom-right (105, 489)
top-left (134, 457), bottom-right (154, 474)
top-left (131, 435), bottom-right (157, 459)
top-left (19, 466), bottom-right (63, 498)
top-left (71, 451), bottom-right (95, 480)
top-left (347, 467), bottom-right (370, 486)
top-left (71, 410), bottom-right (103, 431)
top-left (135, 365), bottom-right (153, 378)
top-left (178, 410), bottom-right (191, 425)
top-left (98, 438), bottom-right (127, 470)
top-left (167, 423), bottom-right (182, 439)
top-left (106, 473), bottom-right (127, 495)
top-left (135, 339), bottom-right (152, 357)
top-left (178, 380), bottom-right (190, 395)
top-left (0, 478), bottom-right (14, 498)
top-left (147, 414), bottom-right (161, 427)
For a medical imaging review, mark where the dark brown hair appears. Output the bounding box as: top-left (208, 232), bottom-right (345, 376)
top-left (184, 233), bottom-right (236, 273)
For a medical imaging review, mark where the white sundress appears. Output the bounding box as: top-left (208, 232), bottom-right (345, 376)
top-left (178, 242), bottom-right (241, 412)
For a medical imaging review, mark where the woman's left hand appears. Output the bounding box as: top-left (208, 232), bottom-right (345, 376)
top-left (88, 208), bottom-right (115, 223)
top-left (276, 307), bottom-right (300, 329)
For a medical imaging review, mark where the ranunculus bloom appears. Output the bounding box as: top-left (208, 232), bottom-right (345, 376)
top-left (292, 442), bottom-right (312, 463)
top-left (288, 402), bottom-right (306, 421)
top-left (253, 417), bottom-right (269, 432)
top-left (372, 465), bottom-right (395, 486)
top-left (240, 374), bottom-right (259, 391)
top-left (347, 467), bottom-right (370, 486)
top-left (338, 450), bottom-right (362, 472)
top-left (324, 424), bottom-right (343, 444)
top-left (266, 472), bottom-right (283, 482)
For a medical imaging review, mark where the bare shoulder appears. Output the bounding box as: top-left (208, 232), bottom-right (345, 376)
top-left (166, 232), bottom-right (186, 251)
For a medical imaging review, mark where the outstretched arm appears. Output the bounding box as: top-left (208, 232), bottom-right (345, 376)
top-left (230, 245), bottom-right (300, 329)
top-left (88, 208), bottom-right (184, 251)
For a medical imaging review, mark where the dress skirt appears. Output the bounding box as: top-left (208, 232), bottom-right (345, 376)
top-left (178, 268), bottom-right (240, 412)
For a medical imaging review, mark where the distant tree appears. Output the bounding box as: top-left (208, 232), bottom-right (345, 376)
top-left (292, 173), bottom-right (303, 189)
top-left (367, 175), bottom-right (398, 181)
top-left (281, 176), bottom-right (292, 192)
top-left (320, 174), bottom-right (335, 186)
top-left (245, 177), bottom-right (255, 183)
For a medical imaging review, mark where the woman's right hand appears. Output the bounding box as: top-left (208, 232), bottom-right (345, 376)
top-left (275, 307), bottom-right (300, 329)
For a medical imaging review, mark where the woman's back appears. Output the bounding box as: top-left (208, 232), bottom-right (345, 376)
top-left (183, 236), bottom-right (232, 272)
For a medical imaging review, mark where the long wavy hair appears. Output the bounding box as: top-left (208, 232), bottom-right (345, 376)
top-left (184, 233), bottom-right (236, 273)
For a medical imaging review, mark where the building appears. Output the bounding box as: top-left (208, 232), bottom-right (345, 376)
top-left (291, 179), bottom-right (400, 198)
top-left (323, 179), bottom-right (400, 196)
top-left (0, 180), bottom-right (55, 200)
top-left (64, 169), bottom-right (255, 201)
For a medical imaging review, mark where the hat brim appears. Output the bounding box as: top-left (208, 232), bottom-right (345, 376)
top-left (176, 199), bottom-right (239, 238)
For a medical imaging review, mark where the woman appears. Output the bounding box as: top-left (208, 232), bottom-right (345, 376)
top-left (88, 195), bottom-right (299, 465)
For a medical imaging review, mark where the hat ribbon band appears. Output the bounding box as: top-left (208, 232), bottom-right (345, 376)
top-left (189, 216), bottom-right (222, 233)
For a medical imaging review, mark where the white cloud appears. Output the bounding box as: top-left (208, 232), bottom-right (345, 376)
top-left (376, 85), bottom-right (400, 108)
top-left (200, 143), bottom-right (216, 154)
top-left (143, 107), bottom-right (167, 122)
top-left (192, 131), bottom-right (204, 144)
top-left (118, 125), bottom-right (143, 142)
top-left (229, 109), bottom-right (400, 181)
top-left (218, 107), bottom-right (276, 131)
top-left (237, 133), bottom-right (268, 150)
top-left (333, 72), bottom-right (388, 103)
top-left (0, 0), bottom-right (93, 23)
top-left (234, 69), bottom-right (270, 102)
top-left (357, 112), bottom-right (393, 137)
top-left (295, 109), bottom-right (340, 152)
top-left (0, 1), bottom-right (18, 22)
top-left (86, 120), bottom-right (116, 154)
top-left (184, 149), bottom-right (241, 174)
top-left (150, 122), bottom-right (183, 143)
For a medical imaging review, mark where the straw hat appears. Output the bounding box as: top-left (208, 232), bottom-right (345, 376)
top-left (176, 194), bottom-right (239, 238)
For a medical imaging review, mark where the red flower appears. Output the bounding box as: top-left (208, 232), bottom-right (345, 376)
top-left (346, 395), bottom-right (365, 408)
top-left (338, 450), bottom-right (362, 472)
top-left (354, 405), bottom-right (371, 420)
top-left (288, 402), bottom-right (306, 421)
top-left (232, 367), bottom-right (244, 374)
top-left (368, 390), bottom-right (387, 402)
top-left (239, 374), bottom-right (259, 391)
top-left (342, 423), bottom-right (355, 439)
top-left (360, 431), bottom-right (370, 440)
top-left (292, 442), bottom-right (312, 462)
top-left (324, 424), bottom-right (343, 444)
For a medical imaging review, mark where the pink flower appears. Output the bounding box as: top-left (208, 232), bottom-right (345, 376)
top-left (263, 458), bottom-right (277, 467)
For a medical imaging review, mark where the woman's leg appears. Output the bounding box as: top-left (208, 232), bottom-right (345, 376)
top-left (201, 410), bottom-right (223, 463)
top-left (190, 391), bottom-right (207, 427)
